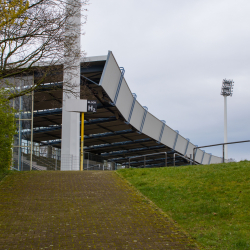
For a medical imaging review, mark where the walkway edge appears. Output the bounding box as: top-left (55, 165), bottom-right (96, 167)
top-left (115, 171), bottom-right (203, 250)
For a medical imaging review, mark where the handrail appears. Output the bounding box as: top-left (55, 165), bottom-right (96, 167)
top-left (84, 164), bottom-right (108, 171)
top-left (193, 139), bottom-right (250, 164)
top-left (129, 152), bottom-right (167, 168)
top-left (173, 152), bottom-right (196, 166)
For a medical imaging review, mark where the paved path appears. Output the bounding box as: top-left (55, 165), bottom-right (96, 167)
top-left (0, 171), bottom-right (199, 249)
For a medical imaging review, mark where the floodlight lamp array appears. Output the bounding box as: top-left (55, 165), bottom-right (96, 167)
top-left (221, 79), bottom-right (234, 96)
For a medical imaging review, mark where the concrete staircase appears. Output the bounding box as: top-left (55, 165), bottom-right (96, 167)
top-left (24, 153), bottom-right (60, 171)
top-left (13, 154), bottom-right (47, 171)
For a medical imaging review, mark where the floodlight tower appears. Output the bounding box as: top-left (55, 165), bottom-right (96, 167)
top-left (221, 79), bottom-right (234, 160)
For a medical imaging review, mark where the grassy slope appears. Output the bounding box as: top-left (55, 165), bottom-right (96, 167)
top-left (118, 161), bottom-right (250, 250)
top-left (0, 169), bottom-right (14, 182)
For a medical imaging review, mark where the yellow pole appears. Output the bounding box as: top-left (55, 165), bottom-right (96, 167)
top-left (80, 112), bottom-right (84, 171)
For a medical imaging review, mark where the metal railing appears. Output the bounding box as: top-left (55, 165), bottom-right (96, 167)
top-left (193, 140), bottom-right (250, 164)
top-left (84, 164), bottom-right (106, 171)
top-left (128, 152), bottom-right (167, 168)
top-left (173, 153), bottom-right (195, 166)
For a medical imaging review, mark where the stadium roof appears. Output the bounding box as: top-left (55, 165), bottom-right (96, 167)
top-left (31, 51), bottom-right (223, 167)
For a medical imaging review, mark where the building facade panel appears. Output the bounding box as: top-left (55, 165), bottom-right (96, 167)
top-left (210, 156), bottom-right (223, 164)
top-left (195, 149), bottom-right (203, 162)
top-left (175, 135), bottom-right (188, 155)
top-left (129, 101), bottom-right (145, 131)
top-left (185, 142), bottom-right (193, 157)
top-left (161, 126), bottom-right (177, 149)
top-left (100, 52), bottom-right (122, 101)
top-left (202, 153), bottom-right (210, 165)
top-left (115, 79), bottom-right (133, 121)
top-left (142, 113), bottom-right (162, 141)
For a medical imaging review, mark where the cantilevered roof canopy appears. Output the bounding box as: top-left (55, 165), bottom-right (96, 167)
top-left (30, 52), bottom-right (222, 167)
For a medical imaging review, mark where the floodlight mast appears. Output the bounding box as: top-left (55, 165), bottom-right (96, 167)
top-left (220, 79), bottom-right (234, 160)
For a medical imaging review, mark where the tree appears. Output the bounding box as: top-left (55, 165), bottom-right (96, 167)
top-left (0, 89), bottom-right (16, 170)
top-left (0, 0), bottom-right (29, 29)
top-left (0, 0), bottom-right (88, 170)
top-left (0, 0), bottom-right (88, 100)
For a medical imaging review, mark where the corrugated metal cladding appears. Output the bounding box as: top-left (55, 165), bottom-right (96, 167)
top-left (31, 51), bottom-right (222, 167)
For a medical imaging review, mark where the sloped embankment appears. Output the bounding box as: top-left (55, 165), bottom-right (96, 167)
top-left (118, 161), bottom-right (250, 250)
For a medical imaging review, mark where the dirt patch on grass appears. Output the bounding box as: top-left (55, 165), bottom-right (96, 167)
top-left (0, 171), bottom-right (199, 249)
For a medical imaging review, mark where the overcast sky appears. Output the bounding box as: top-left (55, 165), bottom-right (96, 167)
top-left (82, 0), bottom-right (250, 161)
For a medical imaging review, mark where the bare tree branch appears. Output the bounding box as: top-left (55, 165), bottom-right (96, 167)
top-left (1, 0), bottom-right (88, 99)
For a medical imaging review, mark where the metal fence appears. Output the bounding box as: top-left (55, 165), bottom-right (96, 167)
top-left (12, 150), bottom-right (113, 171)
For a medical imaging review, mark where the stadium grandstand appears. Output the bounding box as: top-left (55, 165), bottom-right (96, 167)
top-left (11, 51), bottom-right (223, 171)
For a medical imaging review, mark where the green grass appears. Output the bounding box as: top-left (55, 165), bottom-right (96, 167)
top-left (0, 168), bottom-right (14, 182)
top-left (118, 161), bottom-right (250, 250)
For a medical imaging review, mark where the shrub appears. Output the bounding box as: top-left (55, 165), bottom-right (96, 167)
top-left (0, 89), bottom-right (16, 170)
